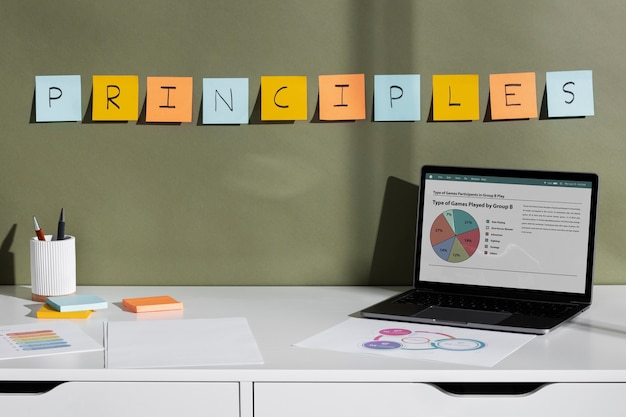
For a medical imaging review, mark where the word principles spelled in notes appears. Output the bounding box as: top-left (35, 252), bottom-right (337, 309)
top-left (34, 71), bottom-right (594, 124)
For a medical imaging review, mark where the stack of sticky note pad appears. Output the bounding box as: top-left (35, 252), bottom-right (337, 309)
top-left (37, 294), bottom-right (108, 319)
top-left (122, 295), bottom-right (183, 313)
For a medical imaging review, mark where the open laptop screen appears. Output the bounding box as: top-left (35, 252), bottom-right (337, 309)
top-left (418, 167), bottom-right (598, 295)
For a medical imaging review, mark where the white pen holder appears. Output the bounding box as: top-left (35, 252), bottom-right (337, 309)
top-left (30, 235), bottom-right (76, 302)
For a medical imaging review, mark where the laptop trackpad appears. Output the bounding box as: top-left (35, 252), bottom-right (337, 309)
top-left (414, 306), bottom-right (512, 325)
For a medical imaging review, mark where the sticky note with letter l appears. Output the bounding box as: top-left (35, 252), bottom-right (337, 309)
top-left (546, 70), bottom-right (594, 118)
top-left (202, 78), bottom-right (249, 124)
top-left (146, 76), bottom-right (193, 123)
top-left (35, 75), bottom-right (82, 122)
top-left (489, 72), bottom-right (538, 120)
top-left (432, 74), bottom-right (480, 121)
top-left (92, 75), bottom-right (139, 121)
top-left (261, 76), bottom-right (307, 121)
top-left (318, 74), bottom-right (366, 121)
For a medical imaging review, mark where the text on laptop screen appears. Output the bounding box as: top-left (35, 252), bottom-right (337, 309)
top-left (420, 172), bottom-right (593, 294)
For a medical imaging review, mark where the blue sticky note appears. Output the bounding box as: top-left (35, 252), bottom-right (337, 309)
top-left (35, 75), bottom-right (82, 122)
top-left (546, 70), bottom-right (594, 118)
top-left (374, 74), bottom-right (421, 121)
top-left (202, 78), bottom-right (249, 124)
top-left (46, 294), bottom-right (108, 312)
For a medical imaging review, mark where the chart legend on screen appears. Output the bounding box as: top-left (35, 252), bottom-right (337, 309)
top-left (430, 209), bottom-right (480, 262)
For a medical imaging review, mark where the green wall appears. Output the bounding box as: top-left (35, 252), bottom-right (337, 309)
top-left (0, 1), bottom-right (622, 286)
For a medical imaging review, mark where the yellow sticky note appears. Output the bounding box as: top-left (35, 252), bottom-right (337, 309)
top-left (489, 72), bottom-right (537, 120)
top-left (432, 74), bottom-right (480, 121)
top-left (261, 76), bottom-right (308, 121)
top-left (146, 77), bottom-right (193, 123)
top-left (92, 75), bottom-right (139, 121)
top-left (318, 74), bottom-right (366, 121)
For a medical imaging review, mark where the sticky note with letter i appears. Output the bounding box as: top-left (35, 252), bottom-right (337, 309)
top-left (35, 75), bottom-right (82, 122)
top-left (432, 74), bottom-right (480, 121)
top-left (318, 74), bottom-right (366, 121)
top-left (91, 75), bottom-right (139, 121)
top-left (489, 72), bottom-right (538, 120)
top-left (261, 76), bottom-right (308, 121)
top-left (146, 76), bottom-right (193, 123)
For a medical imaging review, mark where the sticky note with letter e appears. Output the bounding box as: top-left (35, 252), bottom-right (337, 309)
top-left (92, 75), bottom-right (139, 121)
top-left (261, 76), bottom-right (308, 121)
top-left (432, 74), bottom-right (480, 121)
top-left (489, 72), bottom-right (538, 120)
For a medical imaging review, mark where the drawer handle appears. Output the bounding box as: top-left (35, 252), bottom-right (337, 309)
top-left (0, 382), bottom-right (66, 394)
top-left (433, 382), bottom-right (547, 396)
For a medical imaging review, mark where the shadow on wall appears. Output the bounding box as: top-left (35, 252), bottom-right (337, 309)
top-left (0, 224), bottom-right (17, 285)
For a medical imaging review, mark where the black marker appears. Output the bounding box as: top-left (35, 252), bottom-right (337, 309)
top-left (56, 208), bottom-right (65, 241)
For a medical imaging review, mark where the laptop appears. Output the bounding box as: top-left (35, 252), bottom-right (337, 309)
top-left (361, 165), bottom-right (599, 334)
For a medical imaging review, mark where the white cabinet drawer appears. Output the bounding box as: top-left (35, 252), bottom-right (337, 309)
top-left (0, 381), bottom-right (239, 417)
top-left (255, 382), bottom-right (626, 417)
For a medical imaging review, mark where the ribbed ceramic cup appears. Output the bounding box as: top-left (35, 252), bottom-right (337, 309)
top-left (30, 235), bottom-right (76, 302)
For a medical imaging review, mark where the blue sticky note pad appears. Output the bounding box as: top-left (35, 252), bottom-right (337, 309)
top-left (35, 75), bottom-right (82, 122)
top-left (374, 74), bottom-right (421, 121)
top-left (202, 78), bottom-right (249, 124)
top-left (46, 294), bottom-right (108, 312)
top-left (546, 70), bottom-right (594, 118)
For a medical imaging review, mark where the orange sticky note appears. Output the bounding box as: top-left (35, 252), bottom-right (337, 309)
top-left (432, 74), bottom-right (480, 121)
top-left (318, 74), bottom-right (366, 120)
top-left (122, 295), bottom-right (183, 313)
top-left (489, 72), bottom-right (537, 120)
top-left (92, 75), bottom-right (139, 121)
top-left (146, 76), bottom-right (193, 123)
top-left (261, 76), bottom-right (308, 121)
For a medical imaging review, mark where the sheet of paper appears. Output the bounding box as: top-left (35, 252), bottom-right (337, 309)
top-left (0, 321), bottom-right (103, 360)
top-left (106, 317), bottom-right (264, 368)
top-left (295, 317), bottom-right (535, 367)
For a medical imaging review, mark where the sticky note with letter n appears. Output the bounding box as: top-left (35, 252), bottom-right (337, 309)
top-left (261, 76), bottom-right (307, 121)
top-left (92, 75), bottom-right (139, 121)
top-left (202, 78), bottom-right (249, 124)
top-left (432, 74), bottom-right (480, 121)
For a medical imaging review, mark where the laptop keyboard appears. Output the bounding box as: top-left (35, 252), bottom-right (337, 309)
top-left (394, 291), bottom-right (576, 319)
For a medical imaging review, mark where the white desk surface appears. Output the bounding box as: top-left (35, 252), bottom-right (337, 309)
top-left (0, 285), bottom-right (625, 383)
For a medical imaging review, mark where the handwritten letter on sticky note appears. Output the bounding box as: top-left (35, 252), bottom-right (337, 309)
top-left (202, 78), bottom-right (249, 124)
top-left (546, 70), bottom-right (594, 118)
top-left (432, 74), bottom-right (480, 121)
top-left (374, 74), bottom-right (421, 122)
top-left (318, 74), bottom-right (366, 121)
top-left (146, 76), bottom-right (193, 123)
top-left (92, 75), bottom-right (139, 121)
top-left (261, 76), bottom-right (307, 121)
top-left (489, 72), bottom-right (538, 120)
top-left (35, 75), bottom-right (82, 122)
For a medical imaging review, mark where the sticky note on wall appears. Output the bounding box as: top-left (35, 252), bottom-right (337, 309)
top-left (546, 70), bottom-right (594, 118)
top-left (91, 75), bottom-right (139, 121)
top-left (374, 74), bottom-right (421, 121)
top-left (318, 74), bottom-right (366, 121)
top-left (261, 76), bottom-right (308, 121)
top-left (432, 74), bottom-right (480, 121)
top-left (146, 76), bottom-right (193, 123)
top-left (35, 75), bottom-right (82, 122)
top-left (489, 72), bottom-right (538, 120)
top-left (202, 78), bottom-right (249, 124)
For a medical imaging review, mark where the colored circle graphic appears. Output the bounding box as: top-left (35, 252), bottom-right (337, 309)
top-left (430, 209), bottom-right (480, 263)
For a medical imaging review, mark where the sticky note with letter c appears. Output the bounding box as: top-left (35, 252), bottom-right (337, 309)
top-left (146, 76), bottom-right (193, 123)
top-left (432, 74), bottom-right (480, 121)
top-left (261, 76), bottom-right (308, 121)
top-left (489, 72), bottom-right (538, 120)
top-left (92, 75), bottom-right (139, 121)
top-left (318, 74), bottom-right (366, 121)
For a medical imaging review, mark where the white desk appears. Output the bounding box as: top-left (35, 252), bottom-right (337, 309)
top-left (1, 285), bottom-right (626, 416)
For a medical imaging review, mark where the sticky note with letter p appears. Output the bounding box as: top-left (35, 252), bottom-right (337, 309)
top-left (35, 75), bottom-right (82, 122)
top-left (92, 75), bottom-right (139, 121)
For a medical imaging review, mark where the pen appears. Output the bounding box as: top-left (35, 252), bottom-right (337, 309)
top-left (33, 216), bottom-right (46, 241)
top-left (56, 208), bottom-right (65, 241)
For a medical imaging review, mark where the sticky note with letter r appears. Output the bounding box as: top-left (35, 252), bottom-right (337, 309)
top-left (35, 75), bottom-right (82, 122)
top-left (92, 75), bottom-right (139, 121)
top-left (261, 76), bottom-right (307, 121)
top-left (432, 74), bottom-right (480, 121)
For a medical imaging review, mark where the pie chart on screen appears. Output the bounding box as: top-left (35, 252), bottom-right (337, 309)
top-left (430, 209), bottom-right (480, 263)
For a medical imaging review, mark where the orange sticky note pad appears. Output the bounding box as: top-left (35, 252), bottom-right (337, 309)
top-left (122, 295), bottom-right (183, 313)
top-left (489, 72), bottom-right (538, 120)
top-left (318, 74), bottom-right (366, 121)
top-left (146, 76), bottom-right (194, 123)
top-left (432, 74), bottom-right (480, 121)
top-left (91, 75), bottom-right (139, 121)
top-left (261, 76), bottom-right (308, 121)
